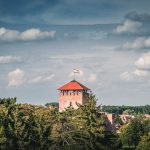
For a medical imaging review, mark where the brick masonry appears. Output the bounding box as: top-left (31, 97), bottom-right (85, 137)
top-left (59, 90), bottom-right (89, 111)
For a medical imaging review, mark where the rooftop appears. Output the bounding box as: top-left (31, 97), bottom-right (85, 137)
top-left (58, 80), bottom-right (90, 91)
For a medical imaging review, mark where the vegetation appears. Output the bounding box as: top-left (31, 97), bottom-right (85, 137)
top-left (0, 97), bottom-right (149, 149)
top-left (0, 96), bottom-right (121, 150)
top-left (45, 102), bottom-right (59, 108)
top-left (136, 132), bottom-right (150, 150)
top-left (119, 117), bottom-right (150, 149)
top-left (102, 105), bottom-right (150, 115)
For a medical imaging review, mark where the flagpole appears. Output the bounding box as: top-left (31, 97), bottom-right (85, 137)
top-left (74, 71), bottom-right (75, 80)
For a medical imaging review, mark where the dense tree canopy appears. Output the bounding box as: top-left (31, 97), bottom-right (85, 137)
top-left (0, 96), bottom-right (121, 150)
top-left (0, 97), bottom-right (149, 150)
top-left (102, 105), bottom-right (150, 115)
top-left (45, 102), bottom-right (59, 108)
top-left (119, 117), bottom-right (150, 148)
top-left (136, 132), bottom-right (150, 150)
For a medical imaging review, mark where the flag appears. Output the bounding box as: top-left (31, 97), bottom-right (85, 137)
top-left (73, 69), bottom-right (80, 74)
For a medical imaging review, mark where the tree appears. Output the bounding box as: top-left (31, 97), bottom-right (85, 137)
top-left (142, 119), bottom-right (150, 135)
top-left (136, 133), bottom-right (150, 150)
top-left (114, 115), bottom-right (123, 125)
top-left (45, 102), bottom-right (59, 108)
top-left (119, 117), bottom-right (150, 148)
top-left (123, 109), bottom-right (135, 115)
top-left (102, 105), bottom-right (150, 115)
top-left (119, 124), bottom-right (133, 148)
top-left (0, 96), bottom-right (122, 150)
top-left (0, 97), bottom-right (16, 106)
top-left (129, 118), bottom-right (144, 147)
top-left (71, 94), bottom-right (121, 150)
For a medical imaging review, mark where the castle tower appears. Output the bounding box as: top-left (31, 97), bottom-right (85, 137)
top-left (58, 80), bottom-right (90, 112)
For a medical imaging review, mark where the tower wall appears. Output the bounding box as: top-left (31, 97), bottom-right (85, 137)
top-left (59, 90), bottom-right (88, 112)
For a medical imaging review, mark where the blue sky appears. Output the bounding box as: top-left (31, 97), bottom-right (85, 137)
top-left (0, 0), bottom-right (150, 105)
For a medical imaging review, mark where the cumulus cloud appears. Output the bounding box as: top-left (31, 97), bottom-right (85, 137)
top-left (0, 27), bottom-right (56, 42)
top-left (114, 12), bottom-right (150, 35)
top-left (114, 19), bottom-right (142, 34)
top-left (20, 28), bottom-right (56, 40)
top-left (122, 37), bottom-right (150, 49)
top-left (125, 11), bottom-right (150, 22)
top-left (120, 69), bottom-right (149, 81)
top-left (8, 69), bottom-right (25, 87)
top-left (0, 28), bottom-right (19, 41)
top-left (133, 69), bottom-right (148, 76)
top-left (0, 56), bottom-right (21, 64)
top-left (29, 74), bottom-right (55, 83)
top-left (120, 52), bottom-right (150, 81)
top-left (135, 52), bottom-right (150, 69)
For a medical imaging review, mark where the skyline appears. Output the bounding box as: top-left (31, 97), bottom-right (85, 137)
top-left (0, 0), bottom-right (150, 105)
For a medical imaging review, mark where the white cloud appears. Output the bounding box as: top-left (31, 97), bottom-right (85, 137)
top-left (29, 74), bottom-right (55, 83)
top-left (135, 52), bottom-right (150, 69)
top-left (115, 19), bottom-right (142, 34)
top-left (120, 52), bottom-right (150, 81)
top-left (0, 27), bottom-right (56, 41)
top-left (0, 56), bottom-right (21, 64)
top-left (20, 28), bottom-right (56, 40)
top-left (8, 69), bottom-right (25, 87)
top-left (122, 37), bottom-right (150, 49)
top-left (123, 37), bottom-right (146, 49)
top-left (120, 69), bottom-right (149, 81)
top-left (44, 74), bottom-right (55, 81)
top-left (120, 71), bottom-right (133, 81)
top-left (88, 73), bottom-right (97, 83)
top-left (29, 76), bottom-right (43, 83)
top-left (0, 27), bottom-right (19, 41)
top-left (145, 38), bottom-right (150, 47)
top-left (134, 69), bottom-right (148, 76)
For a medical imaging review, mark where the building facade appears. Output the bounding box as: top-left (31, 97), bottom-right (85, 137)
top-left (58, 80), bottom-right (90, 112)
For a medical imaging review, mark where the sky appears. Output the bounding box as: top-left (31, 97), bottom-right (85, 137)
top-left (0, 0), bottom-right (150, 106)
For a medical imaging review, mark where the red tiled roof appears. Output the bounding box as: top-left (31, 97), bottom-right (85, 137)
top-left (58, 80), bottom-right (90, 90)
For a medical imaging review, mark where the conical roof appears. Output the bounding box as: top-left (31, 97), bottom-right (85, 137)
top-left (58, 80), bottom-right (90, 90)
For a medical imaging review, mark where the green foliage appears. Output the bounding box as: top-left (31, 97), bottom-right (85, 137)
top-left (136, 132), bottom-right (150, 150)
top-left (45, 102), bottom-right (59, 108)
top-left (0, 97), bottom-right (16, 106)
top-left (123, 109), bottom-right (135, 115)
top-left (102, 105), bottom-right (150, 115)
top-left (119, 117), bottom-right (150, 148)
top-left (1, 97), bottom-right (149, 150)
top-left (0, 97), bottom-right (121, 149)
top-left (0, 102), bottom-right (55, 149)
top-left (114, 115), bottom-right (123, 125)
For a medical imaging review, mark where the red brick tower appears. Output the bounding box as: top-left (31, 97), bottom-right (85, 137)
top-left (58, 80), bottom-right (90, 112)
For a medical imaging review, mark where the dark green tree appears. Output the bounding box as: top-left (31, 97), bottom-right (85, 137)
top-left (136, 133), bottom-right (150, 150)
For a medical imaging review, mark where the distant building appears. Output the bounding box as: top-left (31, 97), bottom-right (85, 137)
top-left (103, 113), bottom-right (116, 132)
top-left (119, 114), bottom-right (134, 124)
top-left (144, 114), bottom-right (150, 119)
top-left (58, 80), bottom-right (90, 112)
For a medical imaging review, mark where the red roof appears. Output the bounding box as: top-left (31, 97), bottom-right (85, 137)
top-left (58, 80), bottom-right (90, 90)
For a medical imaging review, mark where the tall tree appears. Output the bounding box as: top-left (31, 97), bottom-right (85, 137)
top-left (136, 133), bottom-right (150, 150)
